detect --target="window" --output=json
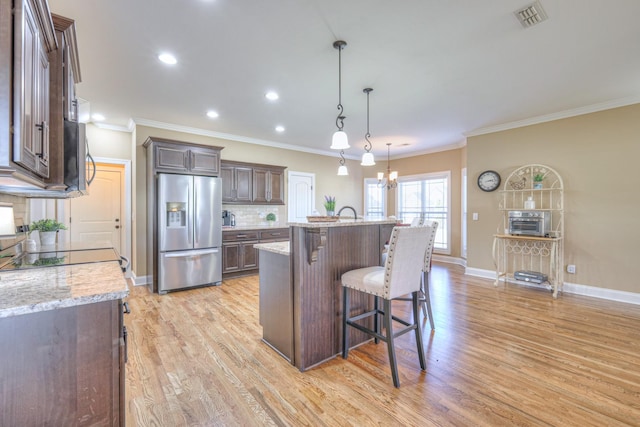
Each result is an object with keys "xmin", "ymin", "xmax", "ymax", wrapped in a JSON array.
[
  {"xmin": 363, "ymin": 178, "xmax": 386, "ymax": 218},
  {"xmin": 396, "ymin": 171, "xmax": 450, "ymax": 253}
]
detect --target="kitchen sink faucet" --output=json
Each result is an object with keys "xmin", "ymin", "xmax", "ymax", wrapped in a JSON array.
[{"xmin": 337, "ymin": 206, "xmax": 358, "ymax": 219}]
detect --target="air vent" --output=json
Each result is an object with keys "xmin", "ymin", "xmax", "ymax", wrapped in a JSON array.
[{"xmin": 514, "ymin": 1, "xmax": 548, "ymax": 28}]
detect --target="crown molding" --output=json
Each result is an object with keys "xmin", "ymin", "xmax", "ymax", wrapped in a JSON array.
[
  {"xmin": 131, "ymin": 118, "xmax": 361, "ymax": 160},
  {"xmin": 466, "ymin": 96, "xmax": 640, "ymax": 137}
]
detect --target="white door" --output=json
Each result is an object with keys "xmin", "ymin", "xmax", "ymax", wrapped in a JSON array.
[
  {"xmin": 287, "ymin": 171, "xmax": 315, "ymax": 223},
  {"xmin": 69, "ymin": 164, "xmax": 123, "ymax": 253}
]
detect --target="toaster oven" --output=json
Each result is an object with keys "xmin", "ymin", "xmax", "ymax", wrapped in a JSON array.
[{"xmin": 508, "ymin": 211, "xmax": 551, "ymax": 237}]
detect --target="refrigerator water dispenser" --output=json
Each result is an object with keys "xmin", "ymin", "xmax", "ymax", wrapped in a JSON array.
[{"xmin": 166, "ymin": 202, "xmax": 186, "ymax": 228}]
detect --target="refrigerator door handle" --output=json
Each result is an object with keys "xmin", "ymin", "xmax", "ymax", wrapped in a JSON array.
[
  {"xmin": 194, "ymin": 183, "xmax": 199, "ymax": 245},
  {"xmin": 164, "ymin": 248, "xmax": 220, "ymax": 258},
  {"xmin": 187, "ymin": 183, "xmax": 193, "ymax": 245}
]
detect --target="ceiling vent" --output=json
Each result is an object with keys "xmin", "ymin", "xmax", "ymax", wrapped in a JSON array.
[{"xmin": 514, "ymin": 1, "xmax": 548, "ymax": 28}]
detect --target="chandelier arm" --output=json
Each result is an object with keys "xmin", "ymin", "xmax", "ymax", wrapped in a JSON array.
[{"xmin": 339, "ymin": 149, "xmax": 346, "ymax": 166}]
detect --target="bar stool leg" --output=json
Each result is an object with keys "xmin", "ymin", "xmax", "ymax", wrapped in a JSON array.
[
  {"xmin": 373, "ymin": 295, "xmax": 380, "ymax": 344},
  {"xmin": 423, "ymin": 272, "xmax": 435, "ymax": 331},
  {"xmin": 342, "ymin": 287, "xmax": 350, "ymax": 359},
  {"xmin": 383, "ymin": 299, "xmax": 400, "ymax": 388},
  {"xmin": 413, "ymin": 291, "xmax": 426, "ymax": 371}
]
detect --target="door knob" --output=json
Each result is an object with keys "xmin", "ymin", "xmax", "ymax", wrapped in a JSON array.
[
  {"xmin": 115, "ymin": 225, "xmax": 120, "ymax": 229},
  {"xmin": 115, "ymin": 218, "xmax": 120, "ymax": 222}
]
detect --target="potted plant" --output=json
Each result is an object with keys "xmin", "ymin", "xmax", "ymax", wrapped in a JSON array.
[
  {"xmin": 323, "ymin": 196, "xmax": 336, "ymax": 216},
  {"xmin": 29, "ymin": 219, "xmax": 67, "ymax": 246},
  {"xmin": 266, "ymin": 212, "xmax": 276, "ymax": 224},
  {"xmin": 533, "ymin": 173, "xmax": 544, "ymax": 189}
]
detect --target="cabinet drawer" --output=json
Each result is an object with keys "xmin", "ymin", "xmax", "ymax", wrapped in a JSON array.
[
  {"xmin": 223, "ymin": 231, "xmax": 260, "ymax": 242},
  {"xmin": 260, "ymin": 229, "xmax": 289, "ymax": 240}
]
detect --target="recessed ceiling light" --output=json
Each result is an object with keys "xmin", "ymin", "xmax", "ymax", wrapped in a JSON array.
[
  {"xmin": 275, "ymin": 125, "xmax": 285, "ymax": 132},
  {"xmin": 265, "ymin": 91, "xmax": 279, "ymax": 101},
  {"xmin": 158, "ymin": 53, "xmax": 177, "ymax": 65},
  {"xmin": 92, "ymin": 113, "xmax": 105, "ymax": 121},
  {"xmin": 206, "ymin": 110, "xmax": 219, "ymax": 119}
]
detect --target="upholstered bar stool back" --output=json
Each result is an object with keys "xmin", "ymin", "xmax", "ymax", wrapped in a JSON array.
[
  {"xmin": 342, "ymin": 224, "xmax": 434, "ymax": 387},
  {"xmin": 395, "ymin": 219, "xmax": 439, "ymax": 329}
]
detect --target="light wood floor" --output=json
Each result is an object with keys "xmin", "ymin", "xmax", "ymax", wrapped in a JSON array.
[{"xmin": 125, "ymin": 264, "xmax": 640, "ymax": 426}]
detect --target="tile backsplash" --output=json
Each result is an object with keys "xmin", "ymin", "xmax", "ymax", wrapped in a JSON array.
[{"xmin": 222, "ymin": 205, "xmax": 287, "ymax": 228}]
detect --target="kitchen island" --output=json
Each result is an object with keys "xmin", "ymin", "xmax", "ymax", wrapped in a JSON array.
[
  {"xmin": 0, "ymin": 252, "xmax": 129, "ymax": 426},
  {"xmin": 257, "ymin": 218, "xmax": 396, "ymax": 371}
]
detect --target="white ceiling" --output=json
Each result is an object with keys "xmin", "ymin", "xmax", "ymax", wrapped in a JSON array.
[{"xmin": 48, "ymin": 0, "xmax": 640, "ymax": 159}]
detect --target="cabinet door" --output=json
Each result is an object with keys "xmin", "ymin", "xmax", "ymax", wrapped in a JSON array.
[
  {"xmin": 221, "ymin": 165, "xmax": 252, "ymax": 203},
  {"xmin": 154, "ymin": 144, "xmax": 189, "ymax": 172},
  {"xmin": 189, "ymin": 147, "xmax": 220, "ymax": 175},
  {"xmin": 241, "ymin": 242, "xmax": 258, "ymax": 270},
  {"xmin": 33, "ymin": 36, "xmax": 50, "ymax": 178},
  {"xmin": 222, "ymin": 242, "xmax": 241, "ymax": 272},
  {"xmin": 12, "ymin": 0, "xmax": 46, "ymax": 177},
  {"xmin": 234, "ymin": 166, "xmax": 253, "ymax": 203},
  {"xmin": 220, "ymin": 165, "xmax": 234, "ymax": 202},
  {"xmin": 252, "ymin": 168, "xmax": 269, "ymax": 203},
  {"xmin": 63, "ymin": 41, "xmax": 77, "ymax": 121},
  {"xmin": 253, "ymin": 167, "xmax": 284, "ymax": 204},
  {"xmin": 268, "ymin": 169, "xmax": 284, "ymax": 204}
]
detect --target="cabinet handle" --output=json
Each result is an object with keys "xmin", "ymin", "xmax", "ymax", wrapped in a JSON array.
[
  {"xmin": 122, "ymin": 326, "xmax": 128, "ymax": 363},
  {"xmin": 72, "ymin": 99, "xmax": 78, "ymax": 120},
  {"xmin": 35, "ymin": 122, "xmax": 44, "ymax": 158}
]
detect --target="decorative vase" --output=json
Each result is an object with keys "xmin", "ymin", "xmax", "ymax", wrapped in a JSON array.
[
  {"xmin": 39, "ymin": 231, "xmax": 57, "ymax": 246},
  {"xmin": 533, "ymin": 182, "xmax": 543, "ymax": 189},
  {"xmin": 326, "ymin": 210, "xmax": 335, "ymax": 217}
]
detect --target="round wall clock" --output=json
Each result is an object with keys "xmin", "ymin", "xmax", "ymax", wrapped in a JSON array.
[{"xmin": 477, "ymin": 170, "xmax": 501, "ymax": 192}]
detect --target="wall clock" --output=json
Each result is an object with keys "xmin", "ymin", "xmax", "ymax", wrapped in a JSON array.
[{"xmin": 477, "ymin": 170, "xmax": 501, "ymax": 192}]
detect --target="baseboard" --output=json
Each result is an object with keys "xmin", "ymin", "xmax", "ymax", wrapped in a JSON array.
[
  {"xmin": 464, "ymin": 267, "xmax": 640, "ymax": 305},
  {"xmin": 132, "ymin": 273, "xmax": 150, "ymax": 286},
  {"xmin": 433, "ymin": 254, "xmax": 466, "ymax": 267}
]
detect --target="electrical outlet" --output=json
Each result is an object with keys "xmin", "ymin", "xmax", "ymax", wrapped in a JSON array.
[
  {"xmin": 472, "ymin": 212, "xmax": 479, "ymax": 221},
  {"xmin": 567, "ymin": 264, "xmax": 576, "ymax": 274}
]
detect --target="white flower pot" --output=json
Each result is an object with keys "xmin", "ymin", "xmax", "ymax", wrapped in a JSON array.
[{"xmin": 39, "ymin": 231, "xmax": 57, "ymax": 246}]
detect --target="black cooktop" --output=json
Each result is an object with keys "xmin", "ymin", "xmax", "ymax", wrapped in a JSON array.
[{"xmin": 1, "ymin": 248, "xmax": 120, "ymax": 271}]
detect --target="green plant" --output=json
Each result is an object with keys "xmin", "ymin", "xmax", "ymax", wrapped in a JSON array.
[
  {"xmin": 323, "ymin": 195, "xmax": 336, "ymax": 212},
  {"xmin": 266, "ymin": 213, "xmax": 276, "ymax": 221},
  {"xmin": 533, "ymin": 173, "xmax": 545, "ymax": 182},
  {"xmin": 29, "ymin": 219, "xmax": 67, "ymax": 233}
]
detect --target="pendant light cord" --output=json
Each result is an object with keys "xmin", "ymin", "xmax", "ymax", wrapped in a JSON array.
[
  {"xmin": 364, "ymin": 88, "xmax": 372, "ymax": 152},
  {"xmin": 334, "ymin": 41, "xmax": 346, "ymax": 131}
]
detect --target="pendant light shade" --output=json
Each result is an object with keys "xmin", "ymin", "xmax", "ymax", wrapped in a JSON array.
[
  {"xmin": 337, "ymin": 148, "xmax": 348, "ymax": 175},
  {"xmin": 331, "ymin": 130, "xmax": 349, "ymax": 150},
  {"xmin": 331, "ymin": 40, "xmax": 349, "ymax": 149},
  {"xmin": 361, "ymin": 88, "xmax": 376, "ymax": 166},
  {"xmin": 361, "ymin": 152, "xmax": 375, "ymax": 166}
]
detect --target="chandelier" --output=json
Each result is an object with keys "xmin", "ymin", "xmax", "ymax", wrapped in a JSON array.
[
  {"xmin": 378, "ymin": 143, "xmax": 398, "ymax": 189},
  {"xmin": 361, "ymin": 88, "xmax": 375, "ymax": 166}
]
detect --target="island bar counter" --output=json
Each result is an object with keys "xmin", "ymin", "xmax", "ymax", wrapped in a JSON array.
[{"xmin": 286, "ymin": 219, "xmax": 396, "ymax": 371}]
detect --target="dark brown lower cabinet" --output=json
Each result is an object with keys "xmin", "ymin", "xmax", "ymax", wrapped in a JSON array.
[{"xmin": 0, "ymin": 299, "xmax": 126, "ymax": 426}]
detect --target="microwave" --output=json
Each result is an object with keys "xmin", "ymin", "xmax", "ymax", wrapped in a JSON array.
[{"xmin": 508, "ymin": 211, "xmax": 551, "ymax": 237}]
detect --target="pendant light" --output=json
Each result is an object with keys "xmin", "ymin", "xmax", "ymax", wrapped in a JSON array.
[
  {"xmin": 378, "ymin": 143, "xmax": 398, "ymax": 189},
  {"xmin": 330, "ymin": 40, "xmax": 349, "ymax": 150},
  {"xmin": 361, "ymin": 88, "xmax": 375, "ymax": 166}
]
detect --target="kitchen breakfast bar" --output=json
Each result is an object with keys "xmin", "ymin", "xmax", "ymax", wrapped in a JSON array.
[{"xmin": 255, "ymin": 218, "xmax": 396, "ymax": 371}]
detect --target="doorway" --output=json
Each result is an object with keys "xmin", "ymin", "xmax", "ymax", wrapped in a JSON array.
[
  {"xmin": 287, "ymin": 171, "xmax": 315, "ymax": 222},
  {"xmin": 69, "ymin": 163, "xmax": 124, "ymax": 254}
]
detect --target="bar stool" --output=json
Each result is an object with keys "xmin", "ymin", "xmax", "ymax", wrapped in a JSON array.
[
  {"xmin": 395, "ymin": 219, "xmax": 439, "ymax": 330},
  {"xmin": 342, "ymin": 224, "xmax": 434, "ymax": 387}
]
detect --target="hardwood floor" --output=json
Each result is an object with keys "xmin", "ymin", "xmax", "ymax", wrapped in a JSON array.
[{"xmin": 125, "ymin": 264, "xmax": 640, "ymax": 426}]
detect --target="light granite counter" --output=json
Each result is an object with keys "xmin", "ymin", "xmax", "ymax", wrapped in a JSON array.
[
  {"xmin": 254, "ymin": 241, "xmax": 290, "ymax": 256},
  {"xmin": 287, "ymin": 218, "xmax": 398, "ymax": 229},
  {"xmin": 0, "ymin": 261, "xmax": 129, "ymax": 318}
]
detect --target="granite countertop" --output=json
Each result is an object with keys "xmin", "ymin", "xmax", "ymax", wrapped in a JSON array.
[
  {"xmin": 254, "ymin": 241, "xmax": 290, "ymax": 255},
  {"xmin": 222, "ymin": 224, "xmax": 288, "ymax": 232},
  {"xmin": 287, "ymin": 218, "xmax": 398, "ymax": 228},
  {"xmin": 0, "ymin": 261, "xmax": 129, "ymax": 318}
]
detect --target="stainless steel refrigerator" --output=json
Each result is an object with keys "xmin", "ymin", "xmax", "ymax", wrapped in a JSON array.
[{"xmin": 157, "ymin": 173, "xmax": 222, "ymax": 293}]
